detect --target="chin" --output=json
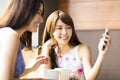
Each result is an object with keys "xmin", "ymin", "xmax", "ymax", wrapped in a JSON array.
[
  {"xmin": 32, "ymin": 29, "xmax": 37, "ymax": 32},
  {"xmin": 33, "ymin": 31, "xmax": 37, "ymax": 32}
]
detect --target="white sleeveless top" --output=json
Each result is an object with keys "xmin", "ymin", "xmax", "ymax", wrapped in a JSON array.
[{"xmin": 57, "ymin": 46, "xmax": 85, "ymax": 80}]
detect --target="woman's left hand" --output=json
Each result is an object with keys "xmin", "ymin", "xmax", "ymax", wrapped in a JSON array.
[{"xmin": 98, "ymin": 28, "xmax": 111, "ymax": 55}]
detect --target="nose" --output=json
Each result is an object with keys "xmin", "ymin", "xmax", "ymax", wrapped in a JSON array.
[
  {"xmin": 62, "ymin": 29, "xmax": 67, "ymax": 34},
  {"xmin": 38, "ymin": 16, "xmax": 43, "ymax": 23}
]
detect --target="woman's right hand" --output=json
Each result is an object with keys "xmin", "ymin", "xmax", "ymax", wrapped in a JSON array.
[
  {"xmin": 26, "ymin": 55, "xmax": 48, "ymax": 71},
  {"xmin": 43, "ymin": 38, "xmax": 58, "ymax": 49},
  {"xmin": 41, "ymin": 38, "xmax": 57, "ymax": 56}
]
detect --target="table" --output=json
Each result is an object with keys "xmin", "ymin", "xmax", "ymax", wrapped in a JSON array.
[{"xmin": 20, "ymin": 78, "xmax": 52, "ymax": 80}]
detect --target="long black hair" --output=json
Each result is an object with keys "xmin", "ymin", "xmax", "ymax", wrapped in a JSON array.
[{"xmin": 0, "ymin": 0, "xmax": 45, "ymax": 50}]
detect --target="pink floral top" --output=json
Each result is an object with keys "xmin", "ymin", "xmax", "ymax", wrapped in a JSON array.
[{"xmin": 57, "ymin": 46, "xmax": 85, "ymax": 80}]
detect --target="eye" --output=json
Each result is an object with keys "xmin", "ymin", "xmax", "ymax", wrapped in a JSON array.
[
  {"xmin": 56, "ymin": 26, "xmax": 62, "ymax": 30},
  {"xmin": 37, "ymin": 10, "xmax": 42, "ymax": 16},
  {"xmin": 37, "ymin": 12, "xmax": 41, "ymax": 15},
  {"xmin": 67, "ymin": 26, "xmax": 72, "ymax": 29}
]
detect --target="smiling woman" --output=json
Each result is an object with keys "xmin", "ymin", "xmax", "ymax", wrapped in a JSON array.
[
  {"xmin": 0, "ymin": 0, "xmax": 48, "ymax": 79},
  {"xmin": 0, "ymin": 1, "xmax": 39, "ymax": 48},
  {"xmin": 39, "ymin": 10, "xmax": 111, "ymax": 80}
]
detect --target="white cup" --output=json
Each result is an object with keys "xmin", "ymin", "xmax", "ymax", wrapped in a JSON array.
[
  {"xmin": 41, "ymin": 69, "xmax": 61, "ymax": 80},
  {"xmin": 55, "ymin": 68, "xmax": 70, "ymax": 80}
]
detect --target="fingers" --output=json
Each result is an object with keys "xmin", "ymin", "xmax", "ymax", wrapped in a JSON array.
[
  {"xmin": 40, "ymin": 57, "xmax": 49, "ymax": 64},
  {"xmin": 26, "ymin": 56, "xmax": 49, "ymax": 70},
  {"xmin": 36, "ymin": 55, "xmax": 46, "ymax": 59},
  {"xmin": 102, "ymin": 34, "xmax": 111, "ymax": 40},
  {"xmin": 104, "ymin": 27, "xmax": 109, "ymax": 35},
  {"xmin": 98, "ymin": 28, "xmax": 111, "ymax": 52},
  {"xmin": 100, "ymin": 36, "xmax": 111, "ymax": 47},
  {"xmin": 49, "ymin": 38, "xmax": 58, "ymax": 49},
  {"xmin": 44, "ymin": 38, "xmax": 58, "ymax": 49},
  {"xmin": 36, "ymin": 55, "xmax": 49, "ymax": 64},
  {"xmin": 99, "ymin": 38, "xmax": 108, "ymax": 51}
]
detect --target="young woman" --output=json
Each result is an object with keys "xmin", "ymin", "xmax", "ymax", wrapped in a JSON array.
[
  {"xmin": 40, "ymin": 10, "xmax": 111, "ymax": 80},
  {"xmin": 0, "ymin": 0, "xmax": 48, "ymax": 79}
]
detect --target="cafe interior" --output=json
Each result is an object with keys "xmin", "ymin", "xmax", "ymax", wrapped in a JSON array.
[{"xmin": 1, "ymin": 0, "xmax": 120, "ymax": 80}]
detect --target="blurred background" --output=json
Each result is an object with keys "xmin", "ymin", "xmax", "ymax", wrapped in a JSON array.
[{"xmin": 1, "ymin": 0, "xmax": 120, "ymax": 80}]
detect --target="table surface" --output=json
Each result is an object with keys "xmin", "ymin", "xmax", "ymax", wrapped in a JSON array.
[{"xmin": 20, "ymin": 78, "xmax": 53, "ymax": 80}]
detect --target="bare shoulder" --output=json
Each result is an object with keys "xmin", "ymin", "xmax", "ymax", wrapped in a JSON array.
[
  {"xmin": 78, "ymin": 44, "xmax": 91, "ymax": 59},
  {"xmin": 0, "ymin": 28, "xmax": 19, "ymax": 40},
  {"xmin": 0, "ymin": 28, "xmax": 19, "ymax": 45},
  {"xmin": 78, "ymin": 44, "xmax": 90, "ymax": 51},
  {"xmin": 0, "ymin": 28, "xmax": 19, "ymax": 59}
]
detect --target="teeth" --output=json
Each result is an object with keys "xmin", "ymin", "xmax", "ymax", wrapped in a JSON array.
[{"xmin": 61, "ymin": 37, "xmax": 68, "ymax": 40}]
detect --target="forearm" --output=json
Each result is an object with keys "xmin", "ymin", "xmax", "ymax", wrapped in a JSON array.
[
  {"xmin": 38, "ymin": 49, "xmax": 51, "ymax": 78},
  {"xmin": 87, "ymin": 54, "xmax": 105, "ymax": 80},
  {"xmin": 40, "ymin": 45, "xmax": 51, "ymax": 69},
  {"xmin": 19, "ymin": 67, "xmax": 34, "ymax": 78}
]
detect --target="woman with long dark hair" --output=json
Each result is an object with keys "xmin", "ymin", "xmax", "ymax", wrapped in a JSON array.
[
  {"xmin": 0, "ymin": 0, "xmax": 48, "ymax": 79},
  {"xmin": 40, "ymin": 10, "xmax": 111, "ymax": 80}
]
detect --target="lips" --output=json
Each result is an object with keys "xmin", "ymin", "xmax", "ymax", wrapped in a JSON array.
[
  {"xmin": 60, "ymin": 36, "xmax": 69, "ymax": 40},
  {"xmin": 36, "ymin": 24, "xmax": 39, "ymax": 28},
  {"xmin": 34, "ymin": 23, "xmax": 39, "ymax": 30}
]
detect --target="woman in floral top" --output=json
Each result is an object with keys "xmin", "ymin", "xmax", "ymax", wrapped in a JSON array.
[{"xmin": 40, "ymin": 10, "xmax": 111, "ymax": 80}]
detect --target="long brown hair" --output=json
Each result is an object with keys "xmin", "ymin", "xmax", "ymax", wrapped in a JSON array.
[
  {"xmin": 0, "ymin": 0, "xmax": 45, "ymax": 49},
  {"xmin": 42, "ymin": 10, "xmax": 82, "ymax": 69}
]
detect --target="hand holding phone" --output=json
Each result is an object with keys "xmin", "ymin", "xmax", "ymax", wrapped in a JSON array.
[
  {"xmin": 102, "ymin": 28, "xmax": 109, "ymax": 50},
  {"xmin": 98, "ymin": 27, "xmax": 111, "ymax": 53}
]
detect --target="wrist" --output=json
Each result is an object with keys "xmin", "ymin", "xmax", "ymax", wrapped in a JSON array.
[
  {"xmin": 98, "ymin": 52, "xmax": 106, "ymax": 58},
  {"xmin": 41, "ymin": 45, "xmax": 50, "ymax": 56}
]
